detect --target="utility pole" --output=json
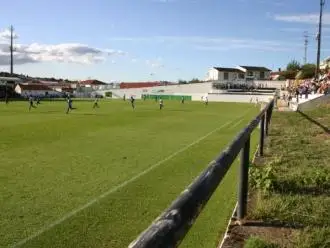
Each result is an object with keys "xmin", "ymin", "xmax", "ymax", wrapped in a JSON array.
[
  {"xmin": 316, "ymin": 0, "xmax": 326, "ymax": 81},
  {"xmin": 303, "ymin": 31, "xmax": 309, "ymax": 65},
  {"xmin": 9, "ymin": 25, "xmax": 14, "ymax": 76}
]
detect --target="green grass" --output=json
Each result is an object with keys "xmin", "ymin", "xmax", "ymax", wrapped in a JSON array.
[
  {"xmin": 249, "ymin": 106, "xmax": 330, "ymax": 247},
  {"xmin": 244, "ymin": 236, "xmax": 279, "ymax": 248},
  {"xmin": 0, "ymin": 99, "xmax": 259, "ymax": 248}
]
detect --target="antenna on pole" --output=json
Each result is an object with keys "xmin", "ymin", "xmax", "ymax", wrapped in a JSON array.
[
  {"xmin": 303, "ymin": 31, "xmax": 309, "ymax": 65},
  {"xmin": 315, "ymin": 0, "xmax": 326, "ymax": 81},
  {"xmin": 9, "ymin": 25, "xmax": 14, "ymax": 76}
]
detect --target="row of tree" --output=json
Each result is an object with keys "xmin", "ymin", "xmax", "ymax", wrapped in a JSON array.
[
  {"xmin": 178, "ymin": 78, "xmax": 202, "ymax": 84},
  {"xmin": 0, "ymin": 71, "xmax": 76, "ymax": 83},
  {"xmin": 281, "ymin": 60, "xmax": 317, "ymax": 80}
]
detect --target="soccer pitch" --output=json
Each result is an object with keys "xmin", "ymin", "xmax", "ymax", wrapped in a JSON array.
[{"xmin": 0, "ymin": 99, "xmax": 259, "ymax": 248}]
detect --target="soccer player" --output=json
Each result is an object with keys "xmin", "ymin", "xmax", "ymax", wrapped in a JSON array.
[
  {"xmin": 123, "ymin": 94, "xmax": 126, "ymax": 101},
  {"xmin": 66, "ymin": 97, "xmax": 74, "ymax": 114},
  {"xmin": 130, "ymin": 96, "xmax": 135, "ymax": 109},
  {"xmin": 28, "ymin": 96, "xmax": 36, "ymax": 111},
  {"xmin": 159, "ymin": 98, "xmax": 164, "ymax": 110},
  {"xmin": 93, "ymin": 97, "xmax": 99, "ymax": 109},
  {"xmin": 204, "ymin": 96, "xmax": 208, "ymax": 106},
  {"xmin": 181, "ymin": 96, "xmax": 185, "ymax": 104},
  {"xmin": 36, "ymin": 96, "xmax": 41, "ymax": 105}
]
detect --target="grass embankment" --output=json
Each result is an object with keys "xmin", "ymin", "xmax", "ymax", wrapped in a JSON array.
[{"xmin": 242, "ymin": 106, "xmax": 330, "ymax": 248}]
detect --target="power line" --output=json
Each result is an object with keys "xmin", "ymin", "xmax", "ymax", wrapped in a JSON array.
[{"xmin": 303, "ymin": 31, "xmax": 309, "ymax": 65}]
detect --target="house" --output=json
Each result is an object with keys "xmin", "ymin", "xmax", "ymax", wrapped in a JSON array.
[
  {"xmin": 236, "ymin": 66, "xmax": 272, "ymax": 80},
  {"xmin": 320, "ymin": 57, "xmax": 330, "ymax": 71},
  {"xmin": 14, "ymin": 84, "xmax": 62, "ymax": 97},
  {"xmin": 0, "ymin": 76, "xmax": 22, "ymax": 86},
  {"xmin": 206, "ymin": 65, "xmax": 272, "ymax": 81},
  {"xmin": 79, "ymin": 79, "xmax": 107, "ymax": 89},
  {"xmin": 206, "ymin": 67, "xmax": 245, "ymax": 81},
  {"xmin": 0, "ymin": 77, "xmax": 23, "ymax": 98}
]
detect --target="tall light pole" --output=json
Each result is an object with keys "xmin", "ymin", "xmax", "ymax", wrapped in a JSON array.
[
  {"xmin": 9, "ymin": 25, "xmax": 14, "ymax": 75},
  {"xmin": 316, "ymin": 0, "xmax": 326, "ymax": 81},
  {"xmin": 303, "ymin": 31, "xmax": 309, "ymax": 65}
]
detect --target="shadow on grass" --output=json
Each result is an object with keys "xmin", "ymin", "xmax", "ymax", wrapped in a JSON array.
[
  {"xmin": 242, "ymin": 220, "xmax": 303, "ymax": 229},
  {"xmin": 297, "ymin": 110, "xmax": 330, "ymax": 134},
  {"xmin": 273, "ymin": 180, "xmax": 330, "ymax": 196}
]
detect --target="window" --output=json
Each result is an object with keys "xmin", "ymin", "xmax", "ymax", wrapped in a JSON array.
[
  {"xmin": 239, "ymin": 73, "xmax": 245, "ymax": 79},
  {"xmin": 260, "ymin": 71, "xmax": 265, "ymax": 79},
  {"xmin": 224, "ymin": 72, "xmax": 229, "ymax": 80},
  {"xmin": 247, "ymin": 71, "xmax": 253, "ymax": 77}
]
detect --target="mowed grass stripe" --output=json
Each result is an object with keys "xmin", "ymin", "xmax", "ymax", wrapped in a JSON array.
[{"xmin": 0, "ymin": 101, "xmax": 258, "ymax": 248}]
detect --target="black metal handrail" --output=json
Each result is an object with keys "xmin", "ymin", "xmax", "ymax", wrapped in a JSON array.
[{"xmin": 129, "ymin": 99, "xmax": 275, "ymax": 248}]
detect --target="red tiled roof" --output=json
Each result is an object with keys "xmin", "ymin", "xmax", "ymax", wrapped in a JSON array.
[
  {"xmin": 120, "ymin": 82, "xmax": 162, "ymax": 89},
  {"xmin": 18, "ymin": 84, "xmax": 52, "ymax": 91},
  {"xmin": 79, "ymin": 80, "xmax": 106, "ymax": 85}
]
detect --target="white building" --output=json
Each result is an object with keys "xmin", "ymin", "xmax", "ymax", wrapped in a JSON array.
[
  {"xmin": 320, "ymin": 57, "xmax": 330, "ymax": 70},
  {"xmin": 236, "ymin": 66, "xmax": 271, "ymax": 80},
  {"xmin": 0, "ymin": 76, "xmax": 22, "ymax": 86},
  {"xmin": 15, "ymin": 84, "xmax": 62, "ymax": 97},
  {"xmin": 206, "ymin": 67, "xmax": 245, "ymax": 81},
  {"xmin": 206, "ymin": 65, "xmax": 271, "ymax": 81}
]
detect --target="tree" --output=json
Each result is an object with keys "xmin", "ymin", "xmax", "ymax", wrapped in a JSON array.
[
  {"xmin": 286, "ymin": 60, "xmax": 301, "ymax": 72},
  {"xmin": 188, "ymin": 78, "xmax": 202, "ymax": 84},
  {"xmin": 178, "ymin": 79, "xmax": 187, "ymax": 84},
  {"xmin": 280, "ymin": 70, "xmax": 297, "ymax": 80},
  {"xmin": 298, "ymin": 64, "xmax": 316, "ymax": 79}
]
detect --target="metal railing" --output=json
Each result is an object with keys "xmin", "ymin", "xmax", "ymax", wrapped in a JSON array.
[{"xmin": 128, "ymin": 99, "xmax": 275, "ymax": 248}]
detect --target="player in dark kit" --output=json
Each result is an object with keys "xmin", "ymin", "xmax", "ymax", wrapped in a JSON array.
[
  {"xmin": 66, "ymin": 97, "xmax": 75, "ymax": 114},
  {"xmin": 93, "ymin": 98, "xmax": 99, "ymax": 108},
  {"xmin": 181, "ymin": 96, "xmax": 184, "ymax": 104},
  {"xmin": 36, "ymin": 97, "xmax": 41, "ymax": 105},
  {"xmin": 130, "ymin": 96, "xmax": 135, "ymax": 109},
  {"xmin": 28, "ymin": 96, "xmax": 37, "ymax": 111},
  {"xmin": 159, "ymin": 98, "xmax": 164, "ymax": 110}
]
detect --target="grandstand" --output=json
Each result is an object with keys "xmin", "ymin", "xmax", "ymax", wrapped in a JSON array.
[{"xmin": 95, "ymin": 80, "xmax": 281, "ymax": 103}]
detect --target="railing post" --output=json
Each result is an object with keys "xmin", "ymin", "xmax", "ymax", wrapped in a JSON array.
[
  {"xmin": 265, "ymin": 108, "xmax": 269, "ymax": 136},
  {"xmin": 237, "ymin": 136, "xmax": 250, "ymax": 220},
  {"xmin": 259, "ymin": 114, "xmax": 265, "ymax": 156}
]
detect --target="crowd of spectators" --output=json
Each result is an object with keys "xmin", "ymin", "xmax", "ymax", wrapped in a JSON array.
[{"xmin": 282, "ymin": 78, "xmax": 329, "ymax": 105}]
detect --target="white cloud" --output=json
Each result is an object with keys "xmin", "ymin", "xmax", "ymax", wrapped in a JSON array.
[
  {"xmin": 0, "ymin": 40, "xmax": 125, "ymax": 66},
  {"xmin": 146, "ymin": 57, "xmax": 164, "ymax": 68},
  {"xmin": 109, "ymin": 36, "xmax": 296, "ymax": 52},
  {"xmin": 0, "ymin": 28, "xmax": 19, "ymax": 40},
  {"xmin": 274, "ymin": 13, "xmax": 330, "ymax": 25}
]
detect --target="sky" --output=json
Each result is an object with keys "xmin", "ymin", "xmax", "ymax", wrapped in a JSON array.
[{"xmin": 0, "ymin": 0, "xmax": 329, "ymax": 82}]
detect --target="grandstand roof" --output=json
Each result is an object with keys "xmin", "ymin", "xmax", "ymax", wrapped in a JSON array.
[
  {"xmin": 214, "ymin": 67, "xmax": 242, "ymax": 72},
  {"xmin": 239, "ymin": 66, "xmax": 271, "ymax": 71},
  {"xmin": 17, "ymin": 84, "xmax": 51, "ymax": 91}
]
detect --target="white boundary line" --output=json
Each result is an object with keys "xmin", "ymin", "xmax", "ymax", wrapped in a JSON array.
[{"xmin": 12, "ymin": 109, "xmax": 253, "ymax": 248}]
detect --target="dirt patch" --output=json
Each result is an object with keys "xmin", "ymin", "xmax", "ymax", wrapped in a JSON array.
[{"xmin": 221, "ymin": 192, "xmax": 298, "ymax": 248}]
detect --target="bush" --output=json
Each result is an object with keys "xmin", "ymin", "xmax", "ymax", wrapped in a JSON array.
[
  {"xmin": 105, "ymin": 91, "xmax": 112, "ymax": 97},
  {"xmin": 244, "ymin": 236, "xmax": 279, "ymax": 248},
  {"xmin": 249, "ymin": 162, "xmax": 276, "ymax": 194}
]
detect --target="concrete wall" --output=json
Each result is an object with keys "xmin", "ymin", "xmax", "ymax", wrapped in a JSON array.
[
  {"xmin": 96, "ymin": 82, "xmax": 213, "ymax": 99},
  {"xmin": 207, "ymin": 94, "xmax": 274, "ymax": 103},
  {"xmin": 254, "ymin": 80, "xmax": 284, "ymax": 89},
  {"xmin": 297, "ymin": 94, "xmax": 330, "ymax": 111}
]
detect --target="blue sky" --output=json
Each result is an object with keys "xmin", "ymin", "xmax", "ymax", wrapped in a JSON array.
[{"xmin": 0, "ymin": 0, "xmax": 329, "ymax": 82}]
